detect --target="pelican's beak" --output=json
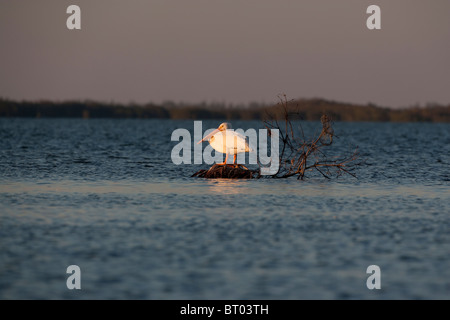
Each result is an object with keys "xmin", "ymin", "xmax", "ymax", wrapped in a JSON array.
[{"xmin": 197, "ymin": 128, "xmax": 220, "ymax": 144}]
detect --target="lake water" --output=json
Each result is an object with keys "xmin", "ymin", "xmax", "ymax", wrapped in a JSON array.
[{"xmin": 0, "ymin": 118, "xmax": 449, "ymax": 299}]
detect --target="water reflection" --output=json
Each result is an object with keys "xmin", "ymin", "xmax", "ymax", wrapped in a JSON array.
[
  {"xmin": 0, "ymin": 178, "xmax": 446, "ymax": 200},
  {"xmin": 204, "ymin": 179, "xmax": 251, "ymax": 195}
]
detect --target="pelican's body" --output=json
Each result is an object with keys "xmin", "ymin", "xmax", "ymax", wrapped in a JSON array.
[{"xmin": 198, "ymin": 122, "xmax": 253, "ymax": 165}]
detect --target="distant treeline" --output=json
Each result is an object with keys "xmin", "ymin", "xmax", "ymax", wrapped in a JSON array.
[{"xmin": 0, "ymin": 98, "xmax": 449, "ymax": 122}]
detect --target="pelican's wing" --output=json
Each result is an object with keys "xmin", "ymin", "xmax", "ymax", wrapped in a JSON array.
[
  {"xmin": 233, "ymin": 131, "xmax": 256, "ymax": 152},
  {"xmin": 223, "ymin": 130, "xmax": 253, "ymax": 153}
]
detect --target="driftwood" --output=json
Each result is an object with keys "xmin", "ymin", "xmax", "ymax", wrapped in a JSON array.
[
  {"xmin": 262, "ymin": 94, "xmax": 361, "ymax": 180},
  {"xmin": 192, "ymin": 164, "xmax": 258, "ymax": 179}
]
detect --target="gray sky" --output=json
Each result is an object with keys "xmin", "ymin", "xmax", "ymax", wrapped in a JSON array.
[{"xmin": 1, "ymin": 0, "xmax": 449, "ymax": 108}]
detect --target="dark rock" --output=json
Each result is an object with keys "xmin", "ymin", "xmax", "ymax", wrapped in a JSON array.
[{"xmin": 192, "ymin": 164, "xmax": 258, "ymax": 179}]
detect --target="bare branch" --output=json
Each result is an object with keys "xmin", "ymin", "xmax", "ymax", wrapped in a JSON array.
[{"xmin": 261, "ymin": 96, "xmax": 361, "ymax": 180}]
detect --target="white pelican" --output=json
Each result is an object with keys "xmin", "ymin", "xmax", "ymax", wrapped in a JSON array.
[{"xmin": 197, "ymin": 122, "xmax": 254, "ymax": 165}]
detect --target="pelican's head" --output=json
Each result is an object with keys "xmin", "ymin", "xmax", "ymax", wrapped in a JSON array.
[
  {"xmin": 197, "ymin": 122, "xmax": 232, "ymax": 144},
  {"xmin": 218, "ymin": 122, "xmax": 232, "ymax": 131}
]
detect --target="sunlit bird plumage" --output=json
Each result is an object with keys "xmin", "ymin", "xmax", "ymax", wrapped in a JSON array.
[{"xmin": 197, "ymin": 122, "xmax": 254, "ymax": 165}]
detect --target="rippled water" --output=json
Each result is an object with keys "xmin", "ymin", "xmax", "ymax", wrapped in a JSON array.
[{"xmin": 0, "ymin": 118, "xmax": 449, "ymax": 299}]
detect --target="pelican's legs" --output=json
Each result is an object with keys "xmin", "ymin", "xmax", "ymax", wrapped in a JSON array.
[{"xmin": 216, "ymin": 153, "xmax": 229, "ymax": 166}]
